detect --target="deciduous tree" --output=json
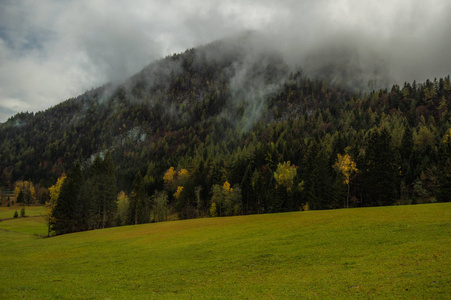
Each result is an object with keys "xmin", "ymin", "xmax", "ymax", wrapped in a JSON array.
[
  {"xmin": 333, "ymin": 154, "xmax": 358, "ymax": 208},
  {"xmin": 45, "ymin": 174, "xmax": 66, "ymax": 236}
]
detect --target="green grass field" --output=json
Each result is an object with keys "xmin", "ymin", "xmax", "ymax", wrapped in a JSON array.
[
  {"xmin": 0, "ymin": 203, "xmax": 450, "ymax": 299},
  {"xmin": 0, "ymin": 206, "xmax": 46, "ymax": 219}
]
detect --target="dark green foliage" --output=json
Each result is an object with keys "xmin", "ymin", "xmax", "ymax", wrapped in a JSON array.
[
  {"xmin": 87, "ymin": 152, "xmax": 117, "ymax": 228},
  {"xmin": 13, "ymin": 210, "xmax": 18, "ymax": 218},
  {"xmin": 20, "ymin": 208, "xmax": 25, "ymax": 217},
  {"xmin": 400, "ymin": 127, "xmax": 415, "ymax": 199},
  {"xmin": 152, "ymin": 190, "xmax": 169, "ymax": 222},
  {"xmin": 437, "ymin": 140, "xmax": 451, "ymax": 202},
  {"xmin": 0, "ymin": 39, "xmax": 450, "ymax": 232},
  {"xmin": 127, "ymin": 171, "xmax": 150, "ymax": 225},
  {"xmin": 50, "ymin": 155, "xmax": 118, "ymax": 235},
  {"xmin": 16, "ymin": 191, "xmax": 24, "ymax": 203},
  {"xmin": 303, "ymin": 141, "xmax": 338, "ymax": 210},
  {"xmin": 51, "ymin": 162, "xmax": 84, "ymax": 235},
  {"xmin": 362, "ymin": 128, "xmax": 399, "ymax": 206}
]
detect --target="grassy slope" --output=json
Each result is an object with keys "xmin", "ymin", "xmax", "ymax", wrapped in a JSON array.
[
  {"xmin": 0, "ymin": 203, "xmax": 450, "ymax": 299},
  {"xmin": 0, "ymin": 206, "xmax": 46, "ymax": 219},
  {"xmin": 0, "ymin": 206, "xmax": 47, "ymax": 236}
]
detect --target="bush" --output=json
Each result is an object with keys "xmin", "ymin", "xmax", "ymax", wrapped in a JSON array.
[
  {"xmin": 20, "ymin": 208, "xmax": 26, "ymax": 217},
  {"xmin": 13, "ymin": 210, "xmax": 18, "ymax": 218},
  {"xmin": 210, "ymin": 202, "xmax": 217, "ymax": 217}
]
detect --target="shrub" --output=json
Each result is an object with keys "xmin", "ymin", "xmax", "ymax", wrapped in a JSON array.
[
  {"xmin": 210, "ymin": 202, "xmax": 217, "ymax": 217},
  {"xmin": 13, "ymin": 210, "xmax": 18, "ymax": 218},
  {"xmin": 20, "ymin": 208, "xmax": 26, "ymax": 217}
]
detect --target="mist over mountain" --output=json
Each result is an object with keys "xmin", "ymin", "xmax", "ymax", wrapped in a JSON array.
[
  {"xmin": 1, "ymin": 32, "xmax": 450, "ymax": 220},
  {"xmin": 1, "ymin": 0, "xmax": 451, "ymax": 123}
]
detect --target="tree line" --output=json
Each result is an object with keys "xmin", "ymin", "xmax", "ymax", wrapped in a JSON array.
[
  {"xmin": 45, "ymin": 125, "xmax": 450, "ymax": 235},
  {"xmin": 1, "ymin": 42, "xmax": 450, "ymax": 235}
]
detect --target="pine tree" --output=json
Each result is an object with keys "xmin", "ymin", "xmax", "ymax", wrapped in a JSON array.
[
  {"xmin": 101, "ymin": 151, "xmax": 118, "ymax": 228},
  {"xmin": 437, "ymin": 129, "xmax": 451, "ymax": 202},
  {"xmin": 16, "ymin": 190, "xmax": 24, "ymax": 203},
  {"xmin": 303, "ymin": 141, "xmax": 337, "ymax": 210},
  {"xmin": 362, "ymin": 128, "xmax": 399, "ymax": 206},
  {"xmin": 400, "ymin": 126, "xmax": 415, "ymax": 199},
  {"xmin": 51, "ymin": 162, "xmax": 84, "ymax": 235},
  {"xmin": 127, "ymin": 171, "xmax": 149, "ymax": 224},
  {"xmin": 88, "ymin": 152, "xmax": 117, "ymax": 229}
]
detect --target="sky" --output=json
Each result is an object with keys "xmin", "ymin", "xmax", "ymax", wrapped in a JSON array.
[{"xmin": 1, "ymin": 0, "xmax": 450, "ymax": 123}]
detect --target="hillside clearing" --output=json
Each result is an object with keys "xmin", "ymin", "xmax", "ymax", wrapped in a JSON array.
[{"xmin": 0, "ymin": 203, "xmax": 450, "ymax": 299}]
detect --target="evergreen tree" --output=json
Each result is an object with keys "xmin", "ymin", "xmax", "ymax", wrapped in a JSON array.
[
  {"xmin": 362, "ymin": 128, "xmax": 399, "ymax": 206},
  {"xmin": 87, "ymin": 152, "xmax": 118, "ymax": 229},
  {"xmin": 16, "ymin": 190, "xmax": 24, "ymax": 203},
  {"xmin": 51, "ymin": 162, "xmax": 84, "ymax": 235},
  {"xmin": 400, "ymin": 127, "xmax": 415, "ymax": 200},
  {"xmin": 437, "ymin": 130, "xmax": 451, "ymax": 202},
  {"xmin": 127, "ymin": 171, "xmax": 149, "ymax": 224},
  {"xmin": 101, "ymin": 152, "xmax": 118, "ymax": 228},
  {"xmin": 303, "ymin": 141, "xmax": 337, "ymax": 210}
]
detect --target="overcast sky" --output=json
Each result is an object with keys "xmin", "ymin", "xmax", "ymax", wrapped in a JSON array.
[{"xmin": 1, "ymin": 0, "xmax": 450, "ymax": 123}]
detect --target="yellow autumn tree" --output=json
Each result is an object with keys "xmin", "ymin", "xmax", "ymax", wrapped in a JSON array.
[
  {"xmin": 274, "ymin": 161, "xmax": 297, "ymax": 192},
  {"xmin": 14, "ymin": 180, "xmax": 36, "ymax": 204},
  {"xmin": 178, "ymin": 169, "xmax": 189, "ymax": 180},
  {"xmin": 164, "ymin": 168, "xmax": 189, "ymax": 192},
  {"xmin": 333, "ymin": 153, "xmax": 358, "ymax": 208},
  {"xmin": 45, "ymin": 174, "xmax": 66, "ymax": 236},
  {"xmin": 163, "ymin": 167, "xmax": 176, "ymax": 185},
  {"xmin": 173, "ymin": 186, "xmax": 184, "ymax": 199},
  {"xmin": 223, "ymin": 181, "xmax": 233, "ymax": 193}
]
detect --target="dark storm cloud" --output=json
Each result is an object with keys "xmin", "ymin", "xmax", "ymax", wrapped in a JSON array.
[{"xmin": 1, "ymin": 0, "xmax": 450, "ymax": 122}]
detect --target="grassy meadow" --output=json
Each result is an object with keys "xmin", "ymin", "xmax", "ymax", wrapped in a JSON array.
[
  {"xmin": 0, "ymin": 206, "xmax": 48, "ymax": 236},
  {"xmin": 0, "ymin": 205, "xmax": 46, "ymax": 219},
  {"xmin": 0, "ymin": 203, "xmax": 450, "ymax": 299}
]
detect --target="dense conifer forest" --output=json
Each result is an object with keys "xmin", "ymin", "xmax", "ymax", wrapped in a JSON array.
[{"xmin": 1, "ymin": 36, "xmax": 450, "ymax": 234}]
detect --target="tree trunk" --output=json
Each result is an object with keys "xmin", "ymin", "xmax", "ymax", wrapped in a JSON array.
[{"xmin": 347, "ymin": 182, "xmax": 350, "ymax": 208}]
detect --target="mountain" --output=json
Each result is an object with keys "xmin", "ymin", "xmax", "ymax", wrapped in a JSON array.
[{"xmin": 1, "ymin": 33, "xmax": 450, "ymax": 218}]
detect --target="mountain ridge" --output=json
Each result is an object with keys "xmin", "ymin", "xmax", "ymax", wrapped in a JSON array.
[{"xmin": 1, "ymin": 34, "xmax": 450, "ymax": 216}]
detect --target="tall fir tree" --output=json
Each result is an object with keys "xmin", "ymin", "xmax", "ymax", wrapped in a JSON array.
[
  {"xmin": 127, "ymin": 171, "xmax": 149, "ymax": 224},
  {"xmin": 437, "ymin": 131, "xmax": 451, "ymax": 202},
  {"xmin": 400, "ymin": 126, "xmax": 415, "ymax": 200},
  {"xmin": 303, "ymin": 141, "xmax": 338, "ymax": 210},
  {"xmin": 84, "ymin": 152, "xmax": 118, "ymax": 229},
  {"xmin": 51, "ymin": 162, "xmax": 84, "ymax": 235},
  {"xmin": 362, "ymin": 128, "xmax": 399, "ymax": 206}
]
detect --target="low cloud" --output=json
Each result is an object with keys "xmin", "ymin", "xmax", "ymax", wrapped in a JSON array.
[{"xmin": 1, "ymin": 0, "xmax": 450, "ymax": 122}]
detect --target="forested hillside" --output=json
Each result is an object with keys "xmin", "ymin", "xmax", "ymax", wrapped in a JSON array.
[{"xmin": 1, "ymin": 35, "xmax": 450, "ymax": 234}]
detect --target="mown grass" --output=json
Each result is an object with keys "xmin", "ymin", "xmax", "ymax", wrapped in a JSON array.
[
  {"xmin": 0, "ymin": 216, "xmax": 48, "ymax": 236},
  {"xmin": 0, "ymin": 206, "xmax": 47, "ymax": 236},
  {"xmin": 0, "ymin": 203, "xmax": 450, "ymax": 299},
  {"xmin": 0, "ymin": 205, "xmax": 46, "ymax": 219}
]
